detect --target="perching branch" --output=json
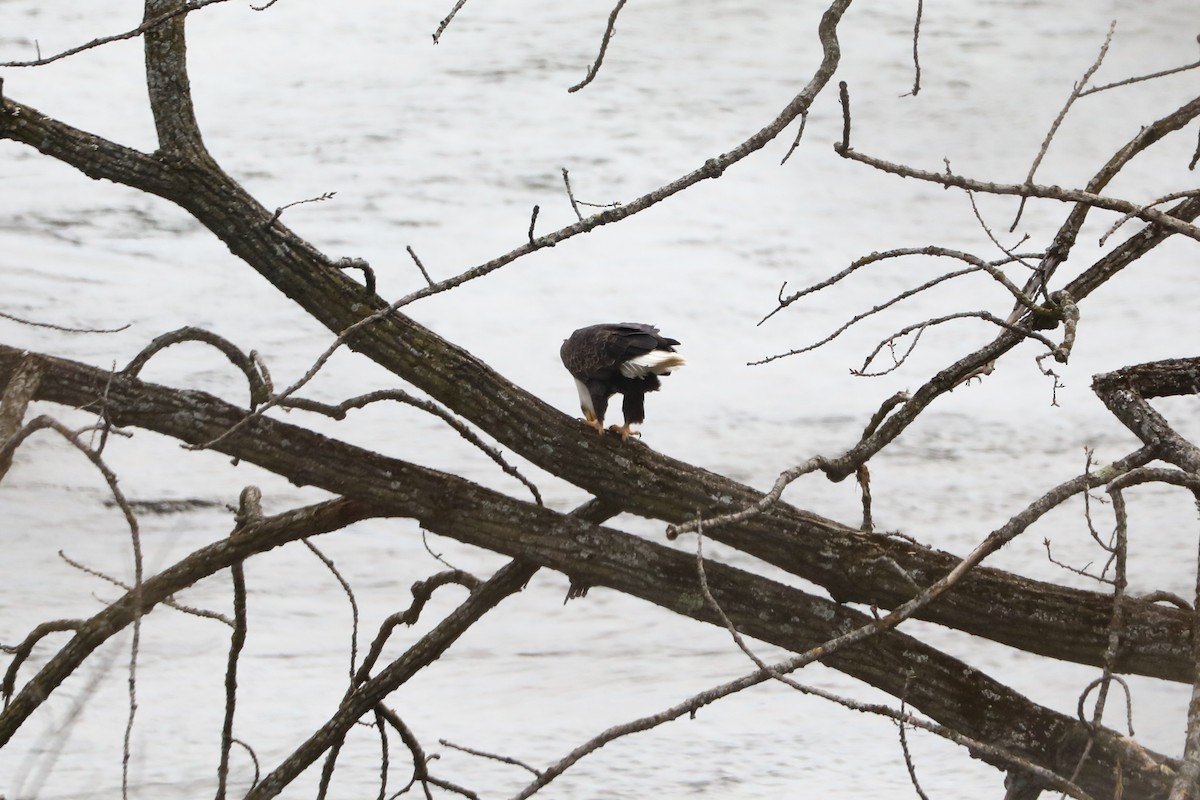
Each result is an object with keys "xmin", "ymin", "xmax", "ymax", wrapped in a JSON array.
[{"xmin": 5, "ymin": 343, "xmax": 1193, "ymax": 687}]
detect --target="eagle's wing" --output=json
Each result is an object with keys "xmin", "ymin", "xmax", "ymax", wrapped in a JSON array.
[
  {"xmin": 601, "ymin": 323, "xmax": 669, "ymax": 362},
  {"xmin": 561, "ymin": 323, "xmax": 681, "ymax": 380}
]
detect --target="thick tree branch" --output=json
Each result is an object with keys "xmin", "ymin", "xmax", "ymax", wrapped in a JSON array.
[
  {"xmin": 143, "ymin": 0, "xmax": 211, "ymax": 160},
  {"xmin": 0, "ymin": 98, "xmax": 180, "ymax": 196},
  {"xmin": 0, "ymin": 354, "xmax": 43, "ymax": 479},
  {"xmin": 0, "ymin": 346, "xmax": 1189, "ymax": 797},
  {"xmin": 1093, "ymin": 358, "xmax": 1200, "ymax": 473},
  {"xmin": 2, "ymin": 344, "xmax": 1192, "ymax": 686}
]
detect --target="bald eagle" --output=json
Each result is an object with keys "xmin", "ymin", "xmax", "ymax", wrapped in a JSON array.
[{"xmin": 560, "ymin": 323, "xmax": 685, "ymax": 440}]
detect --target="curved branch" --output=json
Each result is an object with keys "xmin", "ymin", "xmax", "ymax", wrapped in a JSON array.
[
  {"xmin": 2, "ymin": 620, "xmax": 83, "ymax": 708},
  {"xmin": 851, "ymin": 310, "xmax": 1062, "ymax": 377},
  {"xmin": 354, "ymin": 569, "xmax": 481, "ymax": 684},
  {"xmin": 758, "ymin": 245, "xmax": 1042, "ymax": 327},
  {"xmin": 568, "ymin": 0, "xmax": 629, "ymax": 93},
  {"xmin": 282, "ymin": 390, "xmax": 542, "ymax": 506},
  {"xmin": 122, "ymin": 326, "xmax": 270, "ymax": 408}
]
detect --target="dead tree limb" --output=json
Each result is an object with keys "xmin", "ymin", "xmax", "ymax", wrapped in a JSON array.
[
  {"xmin": 2, "ymin": 343, "xmax": 1192, "ymax": 685},
  {"xmin": 0, "ymin": 345, "xmax": 1186, "ymax": 797}
]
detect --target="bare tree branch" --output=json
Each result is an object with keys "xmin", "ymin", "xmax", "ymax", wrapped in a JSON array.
[
  {"xmin": 122, "ymin": 326, "xmax": 271, "ymax": 408},
  {"xmin": 432, "ymin": 0, "xmax": 471, "ymax": 44},
  {"xmin": 568, "ymin": 0, "xmax": 630, "ymax": 93},
  {"xmin": 5, "ymin": 344, "xmax": 1192, "ymax": 687},
  {"xmin": 835, "ymin": 148, "xmax": 1200, "ymax": 243},
  {"xmin": 0, "ymin": 354, "xmax": 43, "ymax": 480},
  {"xmin": 1011, "ymin": 21, "xmax": 1117, "ymax": 230},
  {"xmin": 0, "ymin": 0, "xmax": 233, "ymax": 68},
  {"xmin": 0, "ymin": 309, "xmax": 130, "ymax": 333}
]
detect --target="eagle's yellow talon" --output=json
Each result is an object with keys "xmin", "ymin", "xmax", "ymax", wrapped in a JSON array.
[{"xmin": 609, "ymin": 424, "xmax": 640, "ymax": 441}]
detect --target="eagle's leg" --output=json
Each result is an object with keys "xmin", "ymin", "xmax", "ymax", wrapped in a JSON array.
[
  {"xmin": 583, "ymin": 410, "xmax": 605, "ymax": 435},
  {"xmin": 583, "ymin": 386, "xmax": 610, "ymax": 435},
  {"xmin": 612, "ymin": 390, "xmax": 646, "ymax": 440}
]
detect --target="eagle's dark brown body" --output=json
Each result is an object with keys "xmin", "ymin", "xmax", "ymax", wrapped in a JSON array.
[{"xmin": 560, "ymin": 323, "xmax": 684, "ymax": 439}]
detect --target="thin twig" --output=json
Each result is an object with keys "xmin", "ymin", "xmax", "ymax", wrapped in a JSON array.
[
  {"xmin": 432, "ymin": 0, "xmax": 470, "ymax": 44},
  {"xmin": 1099, "ymin": 189, "xmax": 1200, "ymax": 246},
  {"xmin": 836, "ymin": 148, "xmax": 1200, "ymax": 243},
  {"xmin": 58, "ymin": 550, "xmax": 233, "ymax": 627},
  {"xmin": 216, "ymin": 556, "xmax": 247, "ymax": 800},
  {"xmin": 1010, "ymin": 21, "xmax": 1116, "ymax": 230},
  {"xmin": 1079, "ymin": 58, "xmax": 1200, "ymax": 98},
  {"xmin": 232, "ymin": 738, "xmax": 261, "ymax": 789},
  {"xmin": 851, "ymin": 311, "xmax": 1061, "ymax": 378},
  {"xmin": 568, "ymin": 0, "xmax": 630, "ymax": 93},
  {"xmin": 439, "ymin": 739, "xmax": 543, "ymax": 777},
  {"xmin": 281, "ymin": 390, "xmax": 543, "ymax": 506},
  {"xmin": 837, "ymin": 80, "xmax": 851, "ymax": 151},
  {"xmin": 0, "ymin": 309, "xmax": 130, "ymax": 333},
  {"xmin": 758, "ymin": 246, "xmax": 1043, "ymax": 328},
  {"xmin": 898, "ymin": 689, "xmax": 931, "ymax": 800},
  {"xmin": 527, "ymin": 205, "xmax": 539, "ymax": 244},
  {"xmin": 561, "ymin": 168, "xmax": 584, "ymax": 222},
  {"xmin": 779, "ymin": 110, "xmax": 808, "ymax": 165},
  {"xmin": 0, "ymin": 0, "xmax": 233, "ymax": 67},
  {"xmin": 406, "ymin": 246, "xmax": 434, "ymax": 287},
  {"xmin": 903, "ymin": 0, "xmax": 923, "ymax": 97},
  {"xmin": 963, "ymin": 186, "xmax": 1040, "ymax": 275},
  {"xmin": 374, "ymin": 708, "xmax": 392, "ymax": 800},
  {"xmin": 303, "ymin": 539, "xmax": 360, "ymax": 681},
  {"xmin": 265, "ymin": 191, "xmax": 336, "ymax": 226},
  {"xmin": 378, "ymin": 707, "xmax": 434, "ymax": 800}
]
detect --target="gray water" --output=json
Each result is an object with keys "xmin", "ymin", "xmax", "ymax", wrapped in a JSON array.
[{"xmin": 2, "ymin": 0, "xmax": 1199, "ymax": 797}]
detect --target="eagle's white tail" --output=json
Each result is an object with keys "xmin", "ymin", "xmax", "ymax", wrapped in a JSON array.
[{"xmin": 620, "ymin": 351, "xmax": 686, "ymax": 379}]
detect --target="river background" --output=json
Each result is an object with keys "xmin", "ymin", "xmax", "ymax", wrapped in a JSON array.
[{"xmin": 2, "ymin": 1, "xmax": 1199, "ymax": 797}]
